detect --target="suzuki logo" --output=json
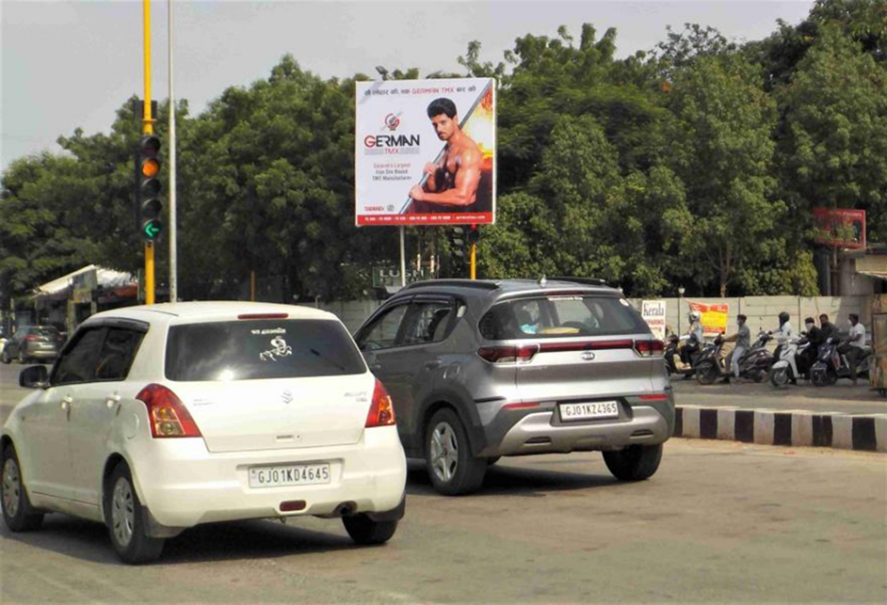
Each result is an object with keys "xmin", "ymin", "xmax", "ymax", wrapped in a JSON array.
[
  {"xmin": 581, "ymin": 351, "xmax": 596, "ymax": 361},
  {"xmin": 281, "ymin": 390, "xmax": 293, "ymax": 405}
]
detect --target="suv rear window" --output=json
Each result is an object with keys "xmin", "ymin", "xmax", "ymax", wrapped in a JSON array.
[
  {"xmin": 165, "ymin": 319, "xmax": 366, "ymax": 381},
  {"xmin": 479, "ymin": 295, "xmax": 650, "ymax": 340},
  {"xmin": 30, "ymin": 326, "xmax": 59, "ymax": 337}
]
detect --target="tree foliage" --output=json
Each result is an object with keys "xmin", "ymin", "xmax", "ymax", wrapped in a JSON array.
[{"xmin": 2, "ymin": 0, "xmax": 884, "ymax": 305}]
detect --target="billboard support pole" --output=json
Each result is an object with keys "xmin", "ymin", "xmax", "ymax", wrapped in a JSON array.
[{"xmin": 399, "ymin": 226, "xmax": 406, "ymax": 287}]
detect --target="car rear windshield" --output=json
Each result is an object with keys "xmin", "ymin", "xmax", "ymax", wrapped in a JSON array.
[
  {"xmin": 30, "ymin": 326, "xmax": 59, "ymax": 337},
  {"xmin": 479, "ymin": 295, "xmax": 650, "ymax": 340},
  {"xmin": 165, "ymin": 319, "xmax": 366, "ymax": 381}
]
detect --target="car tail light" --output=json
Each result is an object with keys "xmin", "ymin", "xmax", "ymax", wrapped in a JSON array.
[
  {"xmin": 25, "ymin": 335, "xmax": 38, "ymax": 341},
  {"xmin": 477, "ymin": 344, "xmax": 540, "ymax": 364},
  {"xmin": 136, "ymin": 384, "xmax": 202, "ymax": 438},
  {"xmin": 634, "ymin": 339, "xmax": 665, "ymax": 357},
  {"xmin": 366, "ymin": 380, "xmax": 396, "ymax": 428}
]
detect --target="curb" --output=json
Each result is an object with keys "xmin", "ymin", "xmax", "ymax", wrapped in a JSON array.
[{"xmin": 675, "ymin": 406, "xmax": 887, "ymax": 453}]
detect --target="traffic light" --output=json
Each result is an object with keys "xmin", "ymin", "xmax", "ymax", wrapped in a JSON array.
[
  {"xmin": 452, "ymin": 227, "xmax": 468, "ymax": 261},
  {"xmin": 137, "ymin": 134, "xmax": 162, "ymax": 241}
]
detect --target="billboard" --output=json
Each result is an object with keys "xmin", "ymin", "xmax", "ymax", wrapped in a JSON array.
[
  {"xmin": 688, "ymin": 301, "xmax": 730, "ymax": 335},
  {"xmin": 813, "ymin": 208, "xmax": 866, "ymax": 249},
  {"xmin": 355, "ymin": 78, "xmax": 496, "ymax": 226},
  {"xmin": 641, "ymin": 300, "xmax": 667, "ymax": 340}
]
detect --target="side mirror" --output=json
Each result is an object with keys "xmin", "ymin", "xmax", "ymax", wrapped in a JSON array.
[{"xmin": 19, "ymin": 365, "xmax": 49, "ymax": 389}]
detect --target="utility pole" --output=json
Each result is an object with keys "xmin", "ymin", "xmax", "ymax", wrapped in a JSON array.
[
  {"xmin": 142, "ymin": 0, "xmax": 156, "ymax": 304},
  {"xmin": 168, "ymin": 0, "xmax": 177, "ymax": 302}
]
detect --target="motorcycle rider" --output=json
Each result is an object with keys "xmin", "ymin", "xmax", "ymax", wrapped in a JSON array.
[
  {"xmin": 837, "ymin": 314, "xmax": 867, "ymax": 385},
  {"xmin": 722, "ymin": 314, "xmax": 751, "ymax": 383},
  {"xmin": 800, "ymin": 317, "xmax": 822, "ymax": 380},
  {"xmin": 772, "ymin": 311, "xmax": 793, "ymax": 362},
  {"xmin": 680, "ymin": 311, "xmax": 705, "ymax": 365},
  {"xmin": 819, "ymin": 314, "xmax": 838, "ymax": 342}
]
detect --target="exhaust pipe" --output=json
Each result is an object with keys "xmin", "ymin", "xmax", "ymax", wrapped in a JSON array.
[{"xmin": 333, "ymin": 501, "xmax": 357, "ymax": 517}]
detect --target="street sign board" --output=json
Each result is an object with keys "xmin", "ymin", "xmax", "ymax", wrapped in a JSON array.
[
  {"xmin": 641, "ymin": 300, "xmax": 667, "ymax": 340},
  {"xmin": 355, "ymin": 78, "xmax": 496, "ymax": 226}
]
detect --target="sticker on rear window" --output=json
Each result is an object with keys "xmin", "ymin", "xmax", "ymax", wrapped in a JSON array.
[{"xmin": 260, "ymin": 335, "xmax": 293, "ymax": 362}]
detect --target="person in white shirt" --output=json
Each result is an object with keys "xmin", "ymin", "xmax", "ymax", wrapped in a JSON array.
[{"xmin": 838, "ymin": 313, "xmax": 866, "ymax": 384}]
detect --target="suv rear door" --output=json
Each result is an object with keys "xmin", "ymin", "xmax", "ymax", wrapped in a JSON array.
[{"xmin": 357, "ymin": 296, "xmax": 458, "ymax": 450}]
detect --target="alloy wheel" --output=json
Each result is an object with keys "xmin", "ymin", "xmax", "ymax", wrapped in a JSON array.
[{"xmin": 430, "ymin": 422, "xmax": 459, "ymax": 483}]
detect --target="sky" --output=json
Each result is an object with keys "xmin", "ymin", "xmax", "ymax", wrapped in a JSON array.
[{"xmin": 1, "ymin": 0, "xmax": 815, "ymax": 171}]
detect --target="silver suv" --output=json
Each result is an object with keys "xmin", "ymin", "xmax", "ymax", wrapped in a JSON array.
[{"xmin": 354, "ymin": 279, "xmax": 675, "ymax": 495}]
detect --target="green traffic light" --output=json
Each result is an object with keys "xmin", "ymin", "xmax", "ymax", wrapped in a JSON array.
[{"xmin": 143, "ymin": 220, "xmax": 162, "ymax": 240}]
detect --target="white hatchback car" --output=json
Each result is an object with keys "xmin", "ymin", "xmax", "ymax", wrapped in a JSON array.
[{"xmin": 1, "ymin": 302, "xmax": 407, "ymax": 563}]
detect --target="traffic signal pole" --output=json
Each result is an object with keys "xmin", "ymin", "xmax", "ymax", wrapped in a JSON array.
[
  {"xmin": 469, "ymin": 224, "xmax": 478, "ymax": 280},
  {"xmin": 143, "ymin": 0, "xmax": 155, "ymax": 305}
]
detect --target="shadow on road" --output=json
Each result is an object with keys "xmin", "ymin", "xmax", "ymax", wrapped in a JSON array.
[
  {"xmin": 1, "ymin": 515, "xmax": 355, "ymax": 566},
  {"xmin": 406, "ymin": 457, "xmax": 620, "ymax": 498}
]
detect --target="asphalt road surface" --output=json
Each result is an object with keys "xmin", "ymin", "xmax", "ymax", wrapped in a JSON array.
[{"xmin": 1, "ymin": 363, "xmax": 885, "ymax": 604}]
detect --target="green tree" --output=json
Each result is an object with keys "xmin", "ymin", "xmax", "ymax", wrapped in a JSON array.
[{"xmin": 666, "ymin": 54, "xmax": 781, "ymax": 296}]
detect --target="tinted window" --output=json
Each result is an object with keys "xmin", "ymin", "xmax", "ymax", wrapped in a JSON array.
[
  {"xmin": 479, "ymin": 295, "xmax": 650, "ymax": 340},
  {"xmin": 53, "ymin": 328, "xmax": 106, "ymax": 385},
  {"xmin": 401, "ymin": 302, "xmax": 454, "ymax": 346},
  {"xmin": 356, "ymin": 305, "xmax": 409, "ymax": 351},
  {"xmin": 95, "ymin": 328, "xmax": 144, "ymax": 382},
  {"xmin": 30, "ymin": 326, "xmax": 59, "ymax": 338},
  {"xmin": 166, "ymin": 320, "xmax": 366, "ymax": 382}
]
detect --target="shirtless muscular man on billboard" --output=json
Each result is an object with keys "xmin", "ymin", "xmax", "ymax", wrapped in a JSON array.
[{"xmin": 408, "ymin": 98, "xmax": 482, "ymax": 212}]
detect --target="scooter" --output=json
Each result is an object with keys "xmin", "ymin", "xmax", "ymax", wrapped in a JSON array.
[
  {"xmin": 664, "ymin": 334, "xmax": 702, "ymax": 378},
  {"xmin": 695, "ymin": 331, "xmax": 775, "ymax": 385},
  {"xmin": 769, "ymin": 336, "xmax": 812, "ymax": 387},
  {"xmin": 810, "ymin": 337, "xmax": 871, "ymax": 386}
]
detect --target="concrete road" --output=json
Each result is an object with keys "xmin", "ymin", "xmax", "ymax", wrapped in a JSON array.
[{"xmin": 1, "ymin": 360, "xmax": 885, "ymax": 603}]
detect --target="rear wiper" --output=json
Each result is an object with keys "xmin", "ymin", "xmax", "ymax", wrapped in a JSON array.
[{"xmin": 308, "ymin": 348, "xmax": 346, "ymax": 371}]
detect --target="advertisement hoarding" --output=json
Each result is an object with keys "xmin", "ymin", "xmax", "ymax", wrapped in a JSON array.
[
  {"xmin": 355, "ymin": 78, "xmax": 496, "ymax": 226},
  {"xmin": 812, "ymin": 208, "xmax": 866, "ymax": 249},
  {"xmin": 641, "ymin": 300, "xmax": 667, "ymax": 340},
  {"xmin": 688, "ymin": 301, "xmax": 730, "ymax": 335}
]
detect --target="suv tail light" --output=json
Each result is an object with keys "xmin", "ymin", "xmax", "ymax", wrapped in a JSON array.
[
  {"xmin": 477, "ymin": 344, "xmax": 540, "ymax": 364},
  {"xmin": 366, "ymin": 380, "xmax": 396, "ymax": 428},
  {"xmin": 136, "ymin": 384, "xmax": 202, "ymax": 438},
  {"xmin": 25, "ymin": 335, "xmax": 38, "ymax": 342},
  {"xmin": 634, "ymin": 339, "xmax": 665, "ymax": 357}
]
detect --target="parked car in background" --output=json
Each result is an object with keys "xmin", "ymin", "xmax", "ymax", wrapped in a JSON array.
[
  {"xmin": 0, "ymin": 325, "xmax": 62, "ymax": 365},
  {"xmin": 354, "ymin": 278, "xmax": 675, "ymax": 496},
  {"xmin": 1, "ymin": 302, "xmax": 407, "ymax": 563}
]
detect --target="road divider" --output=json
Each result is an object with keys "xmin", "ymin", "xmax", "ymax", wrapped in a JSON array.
[{"xmin": 675, "ymin": 405, "xmax": 887, "ymax": 452}]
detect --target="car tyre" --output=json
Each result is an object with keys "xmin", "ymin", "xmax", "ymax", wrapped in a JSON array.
[
  {"xmin": 342, "ymin": 514, "xmax": 398, "ymax": 545},
  {"xmin": 104, "ymin": 462, "xmax": 164, "ymax": 564},
  {"xmin": 603, "ymin": 444, "xmax": 663, "ymax": 481},
  {"xmin": 17, "ymin": 350, "xmax": 27, "ymax": 365},
  {"xmin": 2, "ymin": 444, "xmax": 44, "ymax": 532},
  {"xmin": 425, "ymin": 408, "xmax": 486, "ymax": 496},
  {"xmin": 0, "ymin": 351, "xmax": 10, "ymax": 365}
]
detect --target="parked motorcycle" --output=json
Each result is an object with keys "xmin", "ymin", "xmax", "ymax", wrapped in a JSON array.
[
  {"xmin": 664, "ymin": 334, "xmax": 702, "ymax": 378},
  {"xmin": 810, "ymin": 337, "xmax": 871, "ymax": 386},
  {"xmin": 695, "ymin": 331, "xmax": 775, "ymax": 385},
  {"xmin": 769, "ymin": 336, "xmax": 812, "ymax": 387}
]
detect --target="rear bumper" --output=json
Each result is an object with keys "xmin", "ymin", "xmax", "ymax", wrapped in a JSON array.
[
  {"xmin": 128, "ymin": 426, "xmax": 407, "ymax": 529},
  {"xmin": 479, "ymin": 398, "xmax": 674, "ymax": 457},
  {"xmin": 23, "ymin": 349, "xmax": 57, "ymax": 360}
]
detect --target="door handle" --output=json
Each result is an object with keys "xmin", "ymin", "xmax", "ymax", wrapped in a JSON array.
[
  {"xmin": 106, "ymin": 394, "xmax": 121, "ymax": 408},
  {"xmin": 61, "ymin": 396, "xmax": 73, "ymax": 410},
  {"xmin": 424, "ymin": 360, "xmax": 442, "ymax": 370}
]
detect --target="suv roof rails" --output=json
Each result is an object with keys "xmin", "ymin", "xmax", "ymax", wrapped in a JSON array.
[
  {"xmin": 548, "ymin": 276, "xmax": 610, "ymax": 287},
  {"xmin": 402, "ymin": 279, "xmax": 502, "ymax": 292}
]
